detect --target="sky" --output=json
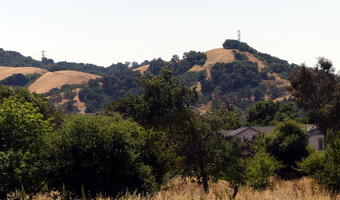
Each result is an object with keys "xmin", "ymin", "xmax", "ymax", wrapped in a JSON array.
[{"xmin": 0, "ymin": 0, "xmax": 339, "ymax": 71}]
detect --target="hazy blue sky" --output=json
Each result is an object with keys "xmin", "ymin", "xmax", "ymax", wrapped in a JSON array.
[{"xmin": 0, "ymin": 0, "xmax": 339, "ymax": 70}]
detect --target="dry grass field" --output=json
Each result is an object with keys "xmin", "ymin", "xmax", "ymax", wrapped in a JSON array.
[
  {"xmin": 133, "ymin": 48, "xmax": 266, "ymax": 79},
  {"xmin": 28, "ymin": 70, "xmax": 100, "ymax": 94},
  {"xmin": 189, "ymin": 48, "xmax": 267, "ymax": 73},
  {"xmin": 33, "ymin": 178, "xmax": 335, "ymax": 200},
  {"xmin": 0, "ymin": 66, "xmax": 47, "ymax": 80},
  {"xmin": 133, "ymin": 65, "xmax": 150, "ymax": 74},
  {"xmin": 189, "ymin": 48, "xmax": 235, "ymax": 73},
  {"xmin": 188, "ymin": 48, "xmax": 267, "ymax": 80}
]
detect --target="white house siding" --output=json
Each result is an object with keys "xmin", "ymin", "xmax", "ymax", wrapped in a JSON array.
[{"xmin": 308, "ymin": 134, "xmax": 325, "ymax": 150}]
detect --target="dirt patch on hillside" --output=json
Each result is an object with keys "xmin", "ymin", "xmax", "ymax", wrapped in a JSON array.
[
  {"xmin": 274, "ymin": 93, "xmax": 291, "ymax": 102},
  {"xmin": 0, "ymin": 66, "xmax": 47, "ymax": 80},
  {"xmin": 133, "ymin": 65, "xmax": 150, "ymax": 75},
  {"xmin": 188, "ymin": 64, "xmax": 203, "ymax": 72},
  {"xmin": 28, "ymin": 70, "xmax": 100, "ymax": 94},
  {"xmin": 195, "ymin": 81, "xmax": 202, "ymax": 92},
  {"xmin": 73, "ymin": 88, "xmax": 86, "ymax": 114},
  {"xmin": 47, "ymin": 88, "xmax": 87, "ymax": 114}
]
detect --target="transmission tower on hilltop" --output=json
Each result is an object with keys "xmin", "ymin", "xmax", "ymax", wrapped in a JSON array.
[
  {"xmin": 237, "ymin": 30, "xmax": 241, "ymax": 42},
  {"xmin": 41, "ymin": 50, "xmax": 46, "ymax": 60}
]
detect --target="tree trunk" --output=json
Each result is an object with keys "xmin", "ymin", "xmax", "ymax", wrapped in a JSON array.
[
  {"xmin": 231, "ymin": 184, "xmax": 239, "ymax": 200},
  {"xmin": 199, "ymin": 164, "xmax": 209, "ymax": 193}
]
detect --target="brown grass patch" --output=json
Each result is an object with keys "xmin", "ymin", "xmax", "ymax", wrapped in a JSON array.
[
  {"xmin": 133, "ymin": 65, "xmax": 150, "ymax": 75},
  {"xmin": 188, "ymin": 48, "xmax": 268, "ymax": 79},
  {"xmin": 117, "ymin": 178, "xmax": 332, "ymax": 200},
  {"xmin": 189, "ymin": 48, "xmax": 235, "ymax": 74},
  {"xmin": 34, "ymin": 178, "xmax": 333, "ymax": 200},
  {"xmin": 28, "ymin": 70, "xmax": 100, "ymax": 94},
  {"xmin": 0, "ymin": 66, "xmax": 47, "ymax": 80}
]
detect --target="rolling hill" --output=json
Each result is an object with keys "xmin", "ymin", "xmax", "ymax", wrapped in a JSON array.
[
  {"xmin": 0, "ymin": 39, "xmax": 296, "ymax": 113},
  {"xmin": 0, "ymin": 66, "xmax": 47, "ymax": 80},
  {"xmin": 28, "ymin": 70, "xmax": 100, "ymax": 94}
]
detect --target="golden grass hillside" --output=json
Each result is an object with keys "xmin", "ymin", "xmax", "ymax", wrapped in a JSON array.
[
  {"xmin": 0, "ymin": 66, "xmax": 47, "ymax": 80},
  {"xmin": 34, "ymin": 178, "xmax": 334, "ymax": 200},
  {"xmin": 188, "ymin": 48, "xmax": 266, "ymax": 72},
  {"xmin": 133, "ymin": 65, "xmax": 150, "ymax": 75},
  {"xmin": 133, "ymin": 48, "xmax": 267, "ymax": 78},
  {"xmin": 189, "ymin": 48, "xmax": 266, "ymax": 79},
  {"xmin": 28, "ymin": 70, "xmax": 101, "ymax": 94}
]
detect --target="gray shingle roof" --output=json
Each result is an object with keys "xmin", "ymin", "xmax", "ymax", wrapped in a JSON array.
[
  {"xmin": 220, "ymin": 124, "xmax": 322, "ymax": 139},
  {"xmin": 220, "ymin": 126, "xmax": 258, "ymax": 137}
]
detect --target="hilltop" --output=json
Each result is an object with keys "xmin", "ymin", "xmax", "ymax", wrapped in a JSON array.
[{"xmin": 0, "ymin": 39, "xmax": 297, "ymax": 113}]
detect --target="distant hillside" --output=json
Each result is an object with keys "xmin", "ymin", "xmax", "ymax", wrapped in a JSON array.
[
  {"xmin": 0, "ymin": 66, "xmax": 47, "ymax": 80},
  {"xmin": 28, "ymin": 70, "xmax": 100, "ymax": 94},
  {"xmin": 0, "ymin": 39, "xmax": 297, "ymax": 113}
]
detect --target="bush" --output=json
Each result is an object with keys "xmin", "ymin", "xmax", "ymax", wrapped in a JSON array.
[
  {"xmin": 266, "ymin": 120, "xmax": 309, "ymax": 177},
  {"xmin": 234, "ymin": 52, "xmax": 248, "ymax": 61},
  {"xmin": 299, "ymin": 132, "xmax": 340, "ymax": 199},
  {"xmin": 44, "ymin": 115, "xmax": 163, "ymax": 198},
  {"xmin": 246, "ymin": 151, "xmax": 282, "ymax": 190},
  {"xmin": 0, "ymin": 86, "xmax": 64, "ymax": 126},
  {"xmin": 0, "ymin": 97, "xmax": 53, "ymax": 199},
  {"xmin": 298, "ymin": 151, "xmax": 325, "ymax": 176}
]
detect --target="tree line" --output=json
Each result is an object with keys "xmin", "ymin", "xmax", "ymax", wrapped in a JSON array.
[{"xmin": 0, "ymin": 56, "xmax": 339, "ymax": 199}]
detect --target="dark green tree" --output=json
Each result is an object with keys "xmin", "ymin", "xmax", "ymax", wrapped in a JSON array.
[
  {"xmin": 44, "ymin": 114, "xmax": 165, "ymax": 198},
  {"xmin": 107, "ymin": 68, "xmax": 197, "ymax": 129},
  {"xmin": 290, "ymin": 57, "xmax": 340, "ymax": 135},
  {"xmin": 0, "ymin": 97, "xmax": 53, "ymax": 199},
  {"xmin": 222, "ymin": 39, "xmax": 257, "ymax": 53},
  {"xmin": 107, "ymin": 69, "xmax": 241, "ymax": 194},
  {"xmin": 265, "ymin": 120, "xmax": 309, "ymax": 177},
  {"xmin": 0, "ymin": 86, "xmax": 64, "ymax": 126},
  {"xmin": 175, "ymin": 110, "xmax": 239, "ymax": 193},
  {"xmin": 247, "ymin": 100, "xmax": 300, "ymax": 126},
  {"xmin": 148, "ymin": 58, "xmax": 166, "ymax": 75}
]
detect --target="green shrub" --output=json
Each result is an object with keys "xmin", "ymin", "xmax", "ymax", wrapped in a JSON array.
[
  {"xmin": 265, "ymin": 120, "xmax": 309, "ymax": 175},
  {"xmin": 246, "ymin": 151, "xmax": 282, "ymax": 190},
  {"xmin": 0, "ymin": 97, "xmax": 53, "ymax": 199},
  {"xmin": 298, "ymin": 151, "xmax": 325, "ymax": 175},
  {"xmin": 299, "ymin": 133, "xmax": 340, "ymax": 199},
  {"xmin": 44, "ymin": 114, "xmax": 164, "ymax": 198}
]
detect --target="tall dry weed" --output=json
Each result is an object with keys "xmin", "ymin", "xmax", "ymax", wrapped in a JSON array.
[{"xmin": 34, "ymin": 178, "xmax": 335, "ymax": 200}]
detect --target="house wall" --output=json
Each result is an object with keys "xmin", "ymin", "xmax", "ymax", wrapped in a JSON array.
[
  {"xmin": 236, "ymin": 130, "xmax": 259, "ymax": 141},
  {"xmin": 308, "ymin": 134, "xmax": 325, "ymax": 150}
]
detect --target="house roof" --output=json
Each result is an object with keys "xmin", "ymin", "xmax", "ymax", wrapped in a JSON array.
[
  {"xmin": 252, "ymin": 126, "xmax": 274, "ymax": 133},
  {"xmin": 220, "ymin": 124, "xmax": 322, "ymax": 138},
  {"xmin": 220, "ymin": 126, "xmax": 259, "ymax": 137}
]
